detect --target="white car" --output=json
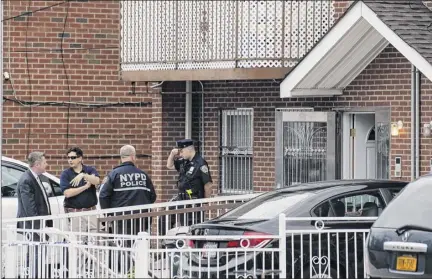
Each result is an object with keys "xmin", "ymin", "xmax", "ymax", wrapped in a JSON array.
[{"xmin": 1, "ymin": 155, "xmax": 65, "ymax": 220}]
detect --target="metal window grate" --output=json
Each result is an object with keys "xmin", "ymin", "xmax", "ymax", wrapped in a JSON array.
[{"xmin": 221, "ymin": 109, "xmax": 254, "ymax": 194}]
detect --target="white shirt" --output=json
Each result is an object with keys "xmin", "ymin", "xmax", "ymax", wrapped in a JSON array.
[{"xmin": 30, "ymin": 169, "xmax": 51, "ymax": 214}]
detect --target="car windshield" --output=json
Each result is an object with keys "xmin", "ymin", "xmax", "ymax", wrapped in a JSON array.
[
  {"xmin": 221, "ymin": 191, "xmax": 313, "ymax": 220},
  {"xmin": 373, "ymin": 176, "xmax": 432, "ymax": 230}
]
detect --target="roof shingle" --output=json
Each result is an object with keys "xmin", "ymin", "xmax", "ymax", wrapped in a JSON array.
[{"xmin": 363, "ymin": 0, "xmax": 432, "ymax": 64}]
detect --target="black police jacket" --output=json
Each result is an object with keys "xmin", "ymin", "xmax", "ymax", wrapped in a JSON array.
[
  {"xmin": 99, "ymin": 161, "xmax": 157, "ymax": 209},
  {"xmin": 174, "ymin": 153, "xmax": 212, "ymax": 198}
]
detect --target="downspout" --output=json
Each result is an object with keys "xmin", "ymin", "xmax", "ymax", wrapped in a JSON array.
[
  {"xmin": 411, "ymin": 65, "xmax": 416, "ymax": 180},
  {"xmin": 415, "ymin": 67, "xmax": 421, "ymax": 178},
  {"xmin": 198, "ymin": 81, "xmax": 205, "ymax": 157},
  {"xmin": 185, "ymin": 81, "xmax": 192, "ymax": 139}
]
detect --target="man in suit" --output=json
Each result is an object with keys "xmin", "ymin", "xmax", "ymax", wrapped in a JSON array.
[{"xmin": 16, "ymin": 151, "xmax": 53, "ymax": 278}]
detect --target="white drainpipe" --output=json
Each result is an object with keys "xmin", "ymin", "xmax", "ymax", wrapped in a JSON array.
[
  {"xmin": 411, "ymin": 65, "xmax": 416, "ymax": 180},
  {"xmin": 415, "ymin": 67, "xmax": 421, "ymax": 179}
]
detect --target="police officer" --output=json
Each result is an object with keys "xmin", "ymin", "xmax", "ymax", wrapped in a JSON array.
[
  {"xmin": 166, "ymin": 139, "xmax": 213, "ymax": 225},
  {"xmin": 99, "ymin": 145, "xmax": 157, "ymax": 241}
]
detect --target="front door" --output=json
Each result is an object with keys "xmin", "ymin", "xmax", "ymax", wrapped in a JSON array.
[{"xmin": 275, "ymin": 110, "xmax": 340, "ymax": 188}]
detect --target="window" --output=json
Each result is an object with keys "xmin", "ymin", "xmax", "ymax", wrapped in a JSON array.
[
  {"xmin": 1, "ymin": 163, "xmax": 61, "ymax": 198},
  {"xmin": 220, "ymin": 108, "xmax": 253, "ymax": 194},
  {"xmin": 39, "ymin": 175, "xmax": 62, "ymax": 197},
  {"xmin": 1, "ymin": 165, "xmax": 23, "ymax": 197},
  {"xmin": 313, "ymin": 190, "xmax": 385, "ymax": 218},
  {"xmin": 222, "ymin": 191, "xmax": 313, "ymax": 220},
  {"xmin": 388, "ymin": 188, "xmax": 403, "ymax": 198},
  {"xmin": 373, "ymin": 177, "xmax": 432, "ymax": 229}
]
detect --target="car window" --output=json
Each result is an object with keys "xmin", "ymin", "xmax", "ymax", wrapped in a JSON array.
[
  {"xmin": 313, "ymin": 190, "xmax": 385, "ymax": 217},
  {"xmin": 1, "ymin": 165, "xmax": 23, "ymax": 197},
  {"xmin": 39, "ymin": 175, "xmax": 62, "ymax": 197},
  {"xmin": 373, "ymin": 176, "xmax": 432, "ymax": 229},
  {"xmin": 221, "ymin": 191, "xmax": 314, "ymax": 220},
  {"xmin": 388, "ymin": 188, "xmax": 402, "ymax": 198}
]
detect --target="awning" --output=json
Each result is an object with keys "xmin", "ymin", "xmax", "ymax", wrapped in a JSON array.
[{"xmin": 280, "ymin": 1, "xmax": 432, "ymax": 98}]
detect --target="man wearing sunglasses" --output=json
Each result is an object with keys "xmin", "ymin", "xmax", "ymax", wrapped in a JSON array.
[
  {"xmin": 59, "ymin": 146, "xmax": 101, "ymax": 273},
  {"xmin": 60, "ymin": 146, "xmax": 100, "ymax": 213}
]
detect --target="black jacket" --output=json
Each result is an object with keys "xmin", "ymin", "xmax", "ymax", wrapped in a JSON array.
[
  {"xmin": 16, "ymin": 170, "xmax": 53, "ymax": 233},
  {"xmin": 99, "ymin": 161, "xmax": 157, "ymax": 209}
]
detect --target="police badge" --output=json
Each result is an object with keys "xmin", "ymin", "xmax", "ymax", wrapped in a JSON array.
[{"xmin": 200, "ymin": 165, "xmax": 208, "ymax": 173}]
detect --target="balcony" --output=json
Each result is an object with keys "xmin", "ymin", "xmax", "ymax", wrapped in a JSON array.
[{"xmin": 120, "ymin": 1, "xmax": 336, "ymax": 81}]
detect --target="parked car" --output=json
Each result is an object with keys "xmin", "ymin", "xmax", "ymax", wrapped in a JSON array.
[
  {"xmin": 173, "ymin": 179, "xmax": 408, "ymax": 279},
  {"xmin": 1, "ymin": 156, "xmax": 65, "ymax": 219},
  {"xmin": 366, "ymin": 175, "xmax": 432, "ymax": 278}
]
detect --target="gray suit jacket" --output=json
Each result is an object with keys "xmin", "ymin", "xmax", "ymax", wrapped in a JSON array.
[{"xmin": 16, "ymin": 169, "xmax": 53, "ymax": 235}]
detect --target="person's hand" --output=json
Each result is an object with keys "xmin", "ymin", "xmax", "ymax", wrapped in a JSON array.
[
  {"xmin": 82, "ymin": 181, "xmax": 92, "ymax": 190},
  {"xmin": 70, "ymin": 173, "xmax": 85, "ymax": 187},
  {"xmin": 171, "ymin": 148, "xmax": 179, "ymax": 156}
]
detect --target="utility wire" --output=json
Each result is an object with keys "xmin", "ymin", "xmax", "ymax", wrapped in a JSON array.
[
  {"xmin": 2, "ymin": 1, "xmax": 68, "ymax": 22},
  {"xmin": 9, "ymin": 46, "xmax": 119, "ymax": 54},
  {"xmin": 3, "ymin": 97, "xmax": 152, "ymax": 108}
]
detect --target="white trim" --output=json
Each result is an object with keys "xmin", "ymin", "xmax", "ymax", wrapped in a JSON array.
[
  {"xmin": 280, "ymin": 1, "xmax": 432, "ymax": 98},
  {"xmin": 289, "ymin": 89, "xmax": 343, "ymax": 97},
  {"xmin": 360, "ymin": 3, "xmax": 432, "ymax": 82},
  {"xmin": 113, "ymin": 187, "xmax": 151, "ymax": 192},
  {"xmin": 280, "ymin": 3, "xmax": 363, "ymax": 98}
]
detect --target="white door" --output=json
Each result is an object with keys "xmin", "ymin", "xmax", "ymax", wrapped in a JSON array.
[{"xmin": 353, "ymin": 114, "xmax": 375, "ymax": 179}]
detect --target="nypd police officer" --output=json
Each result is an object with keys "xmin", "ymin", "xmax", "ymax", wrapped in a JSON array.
[
  {"xmin": 167, "ymin": 139, "xmax": 213, "ymax": 199},
  {"xmin": 166, "ymin": 139, "xmax": 212, "ymax": 226},
  {"xmin": 99, "ymin": 145, "xmax": 156, "ymax": 242}
]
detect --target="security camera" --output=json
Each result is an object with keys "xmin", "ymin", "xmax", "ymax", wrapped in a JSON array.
[{"xmin": 3, "ymin": 72, "xmax": 10, "ymax": 80}]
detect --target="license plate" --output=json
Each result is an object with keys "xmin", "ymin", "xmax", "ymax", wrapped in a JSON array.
[
  {"xmin": 396, "ymin": 255, "xmax": 417, "ymax": 272},
  {"xmin": 202, "ymin": 242, "xmax": 218, "ymax": 258}
]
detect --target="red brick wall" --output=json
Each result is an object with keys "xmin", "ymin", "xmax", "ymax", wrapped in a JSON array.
[
  {"xmin": 3, "ymin": 0, "xmax": 154, "ymax": 178},
  {"xmin": 333, "ymin": 1, "xmax": 353, "ymax": 21},
  {"xmin": 161, "ymin": 45, "xmax": 432, "ymax": 194}
]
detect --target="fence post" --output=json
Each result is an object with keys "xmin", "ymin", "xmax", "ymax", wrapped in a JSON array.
[
  {"xmin": 279, "ymin": 213, "xmax": 287, "ymax": 279},
  {"xmin": 5, "ymin": 225, "xmax": 17, "ymax": 278},
  {"xmin": 135, "ymin": 232, "xmax": 150, "ymax": 278},
  {"xmin": 68, "ymin": 234, "xmax": 78, "ymax": 278}
]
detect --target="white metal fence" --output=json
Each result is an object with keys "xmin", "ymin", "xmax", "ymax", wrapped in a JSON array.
[
  {"xmin": 3, "ymin": 215, "xmax": 377, "ymax": 278},
  {"xmin": 2, "ymin": 226, "xmax": 142, "ymax": 278},
  {"xmin": 2, "ymin": 194, "xmax": 259, "ymax": 240}
]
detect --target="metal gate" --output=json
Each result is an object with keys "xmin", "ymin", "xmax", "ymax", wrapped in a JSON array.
[
  {"xmin": 276, "ymin": 110, "xmax": 339, "ymax": 188},
  {"xmin": 375, "ymin": 110, "xmax": 390, "ymax": 179}
]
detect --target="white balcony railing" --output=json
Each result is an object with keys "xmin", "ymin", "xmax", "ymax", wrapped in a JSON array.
[{"xmin": 121, "ymin": 1, "xmax": 336, "ymax": 71}]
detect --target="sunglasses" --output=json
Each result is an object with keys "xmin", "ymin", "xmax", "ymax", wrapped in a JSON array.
[{"xmin": 67, "ymin": 156, "xmax": 78, "ymax": 160}]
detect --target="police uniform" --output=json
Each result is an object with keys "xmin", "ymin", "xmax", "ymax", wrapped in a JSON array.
[
  {"xmin": 99, "ymin": 161, "xmax": 157, "ymax": 241},
  {"xmin": 174, "ymin": 139, "xmax": 212, "ymax": 225},
  {"xmin": 174, "ymin": 139, "xmax": 212, "ymax": 200}
]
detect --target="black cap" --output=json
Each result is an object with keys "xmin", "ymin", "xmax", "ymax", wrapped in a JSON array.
[{"xmin": 176, "ymin": 139, "xmax": 194, "ymax": 148}]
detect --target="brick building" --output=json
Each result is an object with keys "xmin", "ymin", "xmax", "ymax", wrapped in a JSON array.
[
  {"xmin": 3, "ymin": 1, "xmax": 432, "ymax": 202},
  {"xmin": 2, "ymin": 1, "xmax": 154, "ymax": 179}
]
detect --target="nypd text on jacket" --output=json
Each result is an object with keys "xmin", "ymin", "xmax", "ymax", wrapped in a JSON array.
[{"xmin": 99, "ymin": 161, "xmax": 157, "ymax": 209}]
